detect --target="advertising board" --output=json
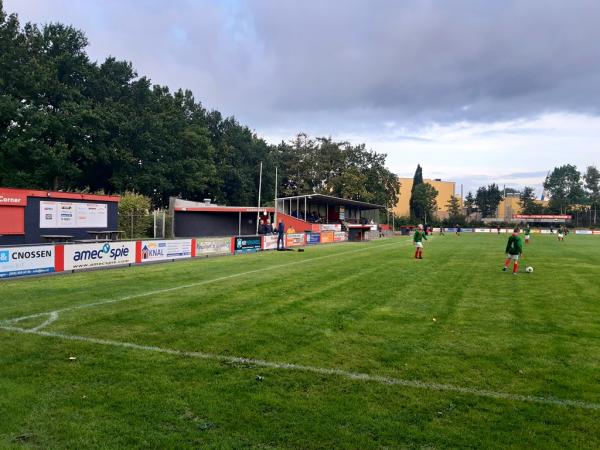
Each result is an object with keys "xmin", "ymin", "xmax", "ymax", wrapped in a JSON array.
[
  {"xmin": 64, "ymin": 241, "xmax": 136, "ymax": 271},
  {"xmin": 262, "ymin": 235, "xmax": 278, "ymax": 250},
  {"xmin": 286, "ymin": 233, "xmax": 305, "ymax": 247},
  {"xmin": 474, "ymin": 228, "xmax": 490, "ymax": 233},
  {"xmin": 321, "ymin": 224, "xmax": 341, "ymax": 232},
  {"xmin": 575, "ymin": 230, "xmax": 593, "ymax": 235},
  {"xmin": 196, "ymin": 237, "xmax": 232, "ymax": 255},
  {"xmin": 0, "ymin": 245, "xmax": 54, "ymax": 278},
  {"xmin": 234, "ymin": 235, "xmax": 261, "ymax": 254},
  {"xmin": 514, "ymin": 214, "xmax": 572, "ymax": 220},
  {"xmin": 307, "ymin": 233, "xmax": 321, "ymax": 244},
  {"xmin": 40, "ymin": 201, "xmax": 108, "ymax": 228},
  {"xmin": 333, "ymin": 231, "xmax": 348, "ymax": 242},
  {"xmin": 140, "ymin": 239, "xmax": 192, "ymax": 262},
  {"xmin": 320, "ymin": 231, "xmax": 334, "ymax": 243}
]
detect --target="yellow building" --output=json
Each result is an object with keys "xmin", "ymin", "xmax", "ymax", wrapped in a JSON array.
[
  {"xmin": 496, "ymin": 194, "xmax": 521, "ymax": 221},
  {"xmin": 394, "ymin": 178, "xmax": 457, "ymax": 218},
  {"xmin": 496, "ymin": 195, "xmax": 550, "ymax": 221}
]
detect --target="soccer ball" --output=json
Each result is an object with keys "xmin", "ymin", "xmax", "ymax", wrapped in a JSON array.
[{"xmin": 525, "ymin": 266, "xmax": 534, "ymax": 273}]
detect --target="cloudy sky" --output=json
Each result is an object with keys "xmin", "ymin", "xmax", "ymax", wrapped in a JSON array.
[{"xmin": 5, "ymin": 0, "xmax": 600, "ymax": 195}]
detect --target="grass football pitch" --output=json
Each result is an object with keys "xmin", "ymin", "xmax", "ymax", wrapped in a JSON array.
[{"xmin": 1, "ymin": 233, "xmax": 599, "ymax": 449}]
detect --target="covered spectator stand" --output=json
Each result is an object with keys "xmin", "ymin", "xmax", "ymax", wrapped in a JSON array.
[
  {"xmin": 0, "ymin": 188, "xmax": 120, "ymax": 245},
  {"xmin": 275, "ymin": 194, "xmax": 384, "ymax": 240}
]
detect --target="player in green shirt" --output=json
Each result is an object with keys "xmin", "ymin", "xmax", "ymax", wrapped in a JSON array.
[
  {"xmin": 503, "ymin": 227, "xmax": 523, "ymax": 274},
  {"xmin": 413, "ymin": 224, "xmax": 427, "ymax": 259},
  {"xmin": 557, "ymin": 225, "xmax": 565, "ymax": 241},
  {"xmin": 524, "ymin": 224, "xmax": 531, "ymax": 245}
]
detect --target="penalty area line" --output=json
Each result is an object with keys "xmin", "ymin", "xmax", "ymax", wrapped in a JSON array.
[{"xmin": 1, "ymin": 325, "xmax": 599, "ymax": 412}]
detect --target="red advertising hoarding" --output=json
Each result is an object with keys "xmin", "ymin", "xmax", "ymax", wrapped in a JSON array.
[{"xmin": 513, "ymin": 214, "xmax": 572, "ymax": 219}]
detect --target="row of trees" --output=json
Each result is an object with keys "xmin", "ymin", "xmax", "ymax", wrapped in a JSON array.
[
  {"xmin": 0, "ymin": 4, "xmax": 398, "ymax": 210},
  {"xmin": 407, "ymin": 164, "xmax": 600, "ymax": 226}
]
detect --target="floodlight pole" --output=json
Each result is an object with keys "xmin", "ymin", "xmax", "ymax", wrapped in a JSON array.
[
  {"xmin": 256, "ymin": 162, "xmax": 263, "ymax": 235},
  {"xmin": 274, "ymin": 166, "xmax": 278, "ymax": 226}
]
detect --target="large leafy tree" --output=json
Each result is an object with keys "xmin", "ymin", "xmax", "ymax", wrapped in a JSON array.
[
  {"xmin": 275, "ymin": 134, "xmax": 398, "ymax": 208},
  {"xmin": 475, "ymin": 184, "xmax": 503, "ymax": 218},
  {"xmin": 411, "ymin": 182, "xmax": 438, "ymax": 222},
  {"xmin": 584, "ymin": 165, "xmax": 600, "ymax": 224},
  {"xmin": 0, "ymin": 2, "xmax": 398, "ymax": 210},
  {"xmin": 446, "ymin": 195, "xmax": 464, "ymax": 223},
  {"xmin": 464, "ymin": 191, "xmax": 476, "ymax": 215},
  {"xmin": 519, "ymin": 186, "xmax": 543, "ymax": 215},
  {"xmin": 543, "ymin": 165, "xmax": 585, "ymax": 214}
]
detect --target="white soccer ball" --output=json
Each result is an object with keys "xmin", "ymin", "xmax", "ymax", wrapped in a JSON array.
[{"xmin": 525, "ymin": 266, "xmax": 534, "ymax": 273}]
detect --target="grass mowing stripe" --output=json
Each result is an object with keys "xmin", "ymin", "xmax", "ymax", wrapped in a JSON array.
[
  {"xmin": 1, "ymin": 239, "xmax": 412, "ymax": 327},
  {"xmin": 1, "ymin": 324, "xmax": 599, "ymax": 412}
]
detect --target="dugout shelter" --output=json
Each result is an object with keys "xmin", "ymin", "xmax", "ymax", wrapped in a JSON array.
[{"xmin": 171, "ymin": 197, "xmax": 275, "ymax": 237}]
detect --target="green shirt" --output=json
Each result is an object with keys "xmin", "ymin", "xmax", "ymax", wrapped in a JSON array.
[
  {"xmin": 413, "ymin": 230, "xmax": 427, "ymax": 243},
  {"xmin": 505, "ymin": 234, "xmax": 523, "ymax": 255},
  {"xmin": 524, "ymin": 227, "xmax": 530, "ymax": 236}
]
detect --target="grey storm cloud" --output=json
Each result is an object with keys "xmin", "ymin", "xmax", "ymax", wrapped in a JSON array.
[
  {"xmin": 246, "ymin": 0, "xmax": 600, "ymax": 123},
  {"xmin": 5, "ymin": 0, "xmax": 600, "ymax": 127}
]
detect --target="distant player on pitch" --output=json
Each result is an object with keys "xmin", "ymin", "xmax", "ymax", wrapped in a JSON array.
[
  {"xmin": 503, "ymin": 227, "xmax": 523, "ymax": 274},
  {"xmin": 557, "ymin": 225, "xmax": 565, "ymax": 242},
  {"xmin": 413, "ymin": 224, "xmax": 427, "ymax": 259},
  {"xmin": 524, "ymin": 224, "xmax": 531, "ymax": 245}
]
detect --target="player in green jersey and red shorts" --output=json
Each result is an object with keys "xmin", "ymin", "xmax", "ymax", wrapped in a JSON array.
[
  {"xmin": 524, "ymin": 224, "xmax": 531, "ymax": 245},
  {"xmin": 413, "ymin": 224, "xmax": 427, "ymax": 259},
  {"xmin": 503, "ymin": 227, "xmax": 523, "ymax": 274}
]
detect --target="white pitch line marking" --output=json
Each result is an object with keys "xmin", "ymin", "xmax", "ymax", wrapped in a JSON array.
[
  {"xmin": 1, "ymin": 239, "xmax": 411, "ymax": 327},
  {"xmin": 1, "ymin": 324, "xmax": 598, "ymax": 412},
  {"xmin": 30, "ymin": 312, "xmax": 59, "ymax": 332}
]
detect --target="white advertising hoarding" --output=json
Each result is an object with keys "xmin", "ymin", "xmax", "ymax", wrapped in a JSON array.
[
  {"xmin": 0, "ymin": 245, "xmax": 55, "ymax": 278},
  {"xmin": 321, "ymin": 224, "xmax": 342, "ymax": 232},
  {"xmin": 334, "ymin": 231, "xmax": 348, "ymax": 242},
  {"xmin": 196, "ymin": 237, "xmax": 232, "ymax": 256},
  {"xmin": 262, "ymin": 235, "xmax": 278, "ymax": 250},
  {"xmin": 140, "ymin": 240, "xmax": 192, "ymax": 262},
  {"xmin": 40, "ymin": 201, "xmax": 108, "ymax": 228},
  {"xmin": 64, "ymin": 242, "xmax": 136, "ymax": 271}
]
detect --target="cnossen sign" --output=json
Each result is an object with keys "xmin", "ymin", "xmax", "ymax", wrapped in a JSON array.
[
  {"xmin": 64, "ymin": 242, "xmax": 136, "ymax": 271},
  {"xmin": 0, "ymin": 245, "xmax": 55, "ymax": 278}
]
